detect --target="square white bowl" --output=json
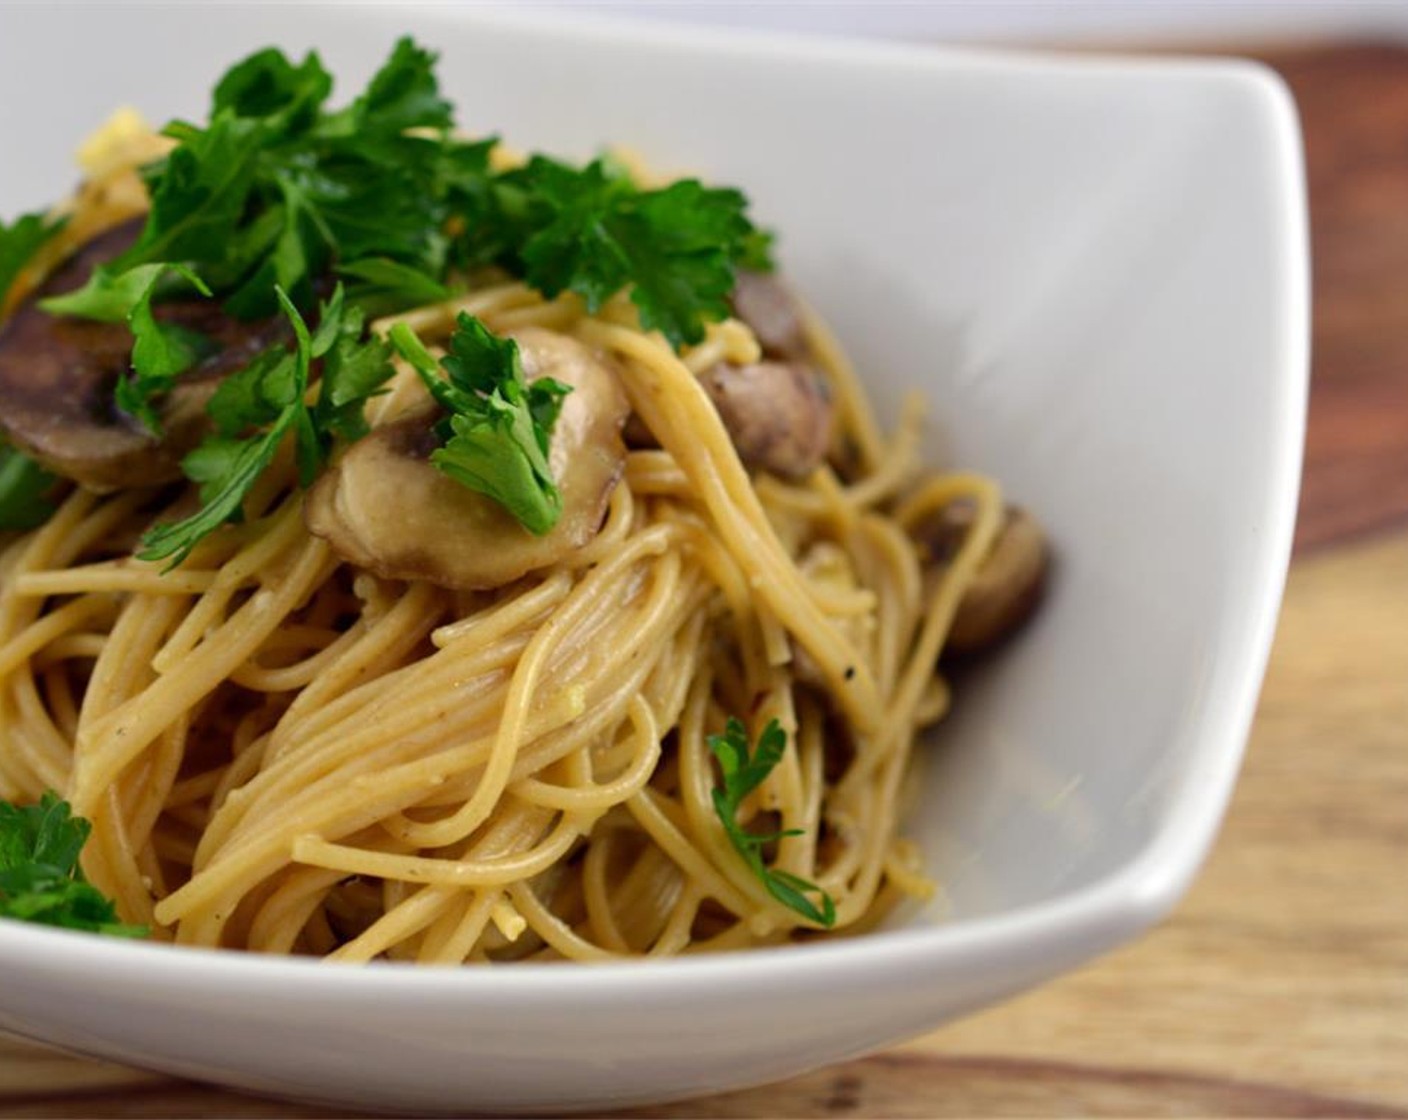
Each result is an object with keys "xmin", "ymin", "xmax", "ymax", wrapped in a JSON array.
[{"xmin": 0, "ymin": 4, "xmax": 1306, "ymax": 1114}]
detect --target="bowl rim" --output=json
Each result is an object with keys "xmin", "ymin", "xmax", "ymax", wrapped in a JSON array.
[{"xmin": 0, "ymin": 12, "xmax": 1310, "ymax": 1004}]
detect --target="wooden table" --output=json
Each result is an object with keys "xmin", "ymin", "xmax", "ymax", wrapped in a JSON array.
[{"xmin": 3, "ymin": 42, "xmax": 1407, "ymax": 1119}]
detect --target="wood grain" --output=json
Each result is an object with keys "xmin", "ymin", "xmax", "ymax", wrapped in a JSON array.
[
  {"xmin": 1272, "ymin": 44, "xmax": 1408, "ymax": 550},
  {"xmin": 3, "ymin": 41, "xmax": 1408, "ymax": 1119}
]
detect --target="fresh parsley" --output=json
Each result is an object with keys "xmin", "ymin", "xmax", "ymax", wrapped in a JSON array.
[
  {"xmin": 138, "ymin": 283, "xmax": 393, "ymax": 567},
  {"xmin": 0, "ymin": 444, "xmax": 60, "ymax": 532},
  {"xmin": 337, "ymin": 257, "xmax": 452, "ymax": 320},
  {"xmin": 388, "ymin": 314, "xmax": 570, "ymax": 536},
  {"xmin": 459, "ymin": 156, "xmax": 772, "ymax": 349},
  {"xmin": 0, "ymin": 792, "xmax": 147, "ymax": 937},
  {"xmin": 32, "ymin": 39, "xmax": 458, "ymax": 437},
  {"xmin": 35, "ymin": 35, "xmax": 771, "ymax": 440},
  {"xmin": 0, "ymin": 210, "xmax": 66, "ymax": 311},
  {"xmin": 117, "ymin": 37, "xmax": 457, "ymax": 319},
  {"xmin": 14, "ymin": 37, "xmax": 773, "ymax": 550},
  {"xmin": 709, "ymin": 717, "xmax": 836, "ymax": 928},
  {"xmin": 42, "ymin": 262, "xmax": 214, "ymax": 434}
]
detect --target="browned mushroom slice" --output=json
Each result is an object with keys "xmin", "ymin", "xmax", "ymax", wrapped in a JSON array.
[
  {"xmin": 920, "ymin": 503, "xmax": 1048, "ymax": 654},
  {"xmin": 624, "ymin": 273, "xmax": 820, "ymax": 459},
  {"xmin": 0, "ymin": 219, "xmax": 290, "ymax": 492},
  {"xmin": 305, "ymin": 328, "xmax": 630, "ymax": 590},
  {"xmin": 730, "ymin": 271, "xmax": 810, "ymax": 361},
  {"xmin": 698, "ymin": 360, "xmax": 834, "ymax": 480}
]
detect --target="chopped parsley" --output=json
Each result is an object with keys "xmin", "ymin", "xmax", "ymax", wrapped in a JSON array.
[
  {"xmin": 389, "ymin": 314, "xmax": 570, "ymax": 536},
  {"xmin": 138, "ymin": 284, "xmax": 393, "ymax": 567},
  {"xmin": 709, "ymin": 718, "xmax": 836, "ymax": 928},
  {"xmin": 0, "ymin": 792, "xmax": 147, "ymax": 938}
]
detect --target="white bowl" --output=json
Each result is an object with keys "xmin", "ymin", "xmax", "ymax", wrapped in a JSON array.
[{"xmin": 0, "ymin": 5, "xmax": 1306, "ymax": 1114}]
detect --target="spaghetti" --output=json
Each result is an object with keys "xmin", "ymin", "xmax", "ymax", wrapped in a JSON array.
[{"xmin": 0, "ymin": 108, "xmax": 1038, "ymax": 964}]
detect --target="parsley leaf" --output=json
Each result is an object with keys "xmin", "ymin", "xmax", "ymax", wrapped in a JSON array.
[
  {"xmin": 337, "ymin": 257, "xmax": 451, "ymax": 320},
  {"xmin": 466, "ymin": 156, "xmax": 772, "ymax": 349},
  {"xmin": 388, "ymin": 314, "xmax": 570, "ymax": 535},
  {"xmin": 0, "ymin": 210, "xmax": 67, "ymax": 311},
  {"xmin": 130, "ymin": 38, "xmax": 463, "ymax": 318},
  {"xmin": 42, "ymin": 263, "xmax": 214, "ymax": 434},
  {"xmin": 138, "ymin": 284, "xmax": 393, "ymax": 567},
  {"xmin": 0, "ymin": 444, "xmax": 60, "ymax": 532},
  {"xmin": 152, "ymin": 36, "xmax": 457, "ymax": 319},
  {"xmin": 0, "ymin": 792, "xmax": 147, "ymax": 938},
  {"xmin": 123, "ymin": 111, "xmax": 269, "ymax": 273},
  {"xmin": 709, "ymin": 717, "xmax": 836, "ymax": 928},
  {"xmin": 209, "ymin": 45, "xmax": 333, "ymax": 127},
  {"xmin": 309, "ymin": 290, "xmax": 395, "ymax": 447},
  {"xmin": 321, "ymin": 36, "xmax": 452, "ymax": 139},
  {"xmin": 140, "ymin": 428, "xmax": 289, "ymax": 568}
]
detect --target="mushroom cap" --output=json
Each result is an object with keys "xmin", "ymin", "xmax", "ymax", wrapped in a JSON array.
[
  {"xmin": 305, "ymin": 327, "xmax": 630, "ymax": 590},
  {"xmin": 730, "ymin": 271, "xmax": 809, "ymax": 361},
  {"xmin": 625, "ymin": 272, "xmax": 828, "ymax": 472},
  {"xmin": 0, "ymin": 219, "xmax": 289, "ymax": 492},
  {"xmin": 926, "ymin": 504, "xmax": 1048, "ymax": 654},
  {"xmin": 698, "ymin": 360, "xmax": 834, "ymax": 480}
]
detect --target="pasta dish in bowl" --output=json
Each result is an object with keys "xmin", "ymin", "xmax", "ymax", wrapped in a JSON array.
[
  {"xmin": 0, "ymin": 38, "xmax": 1043, "ymax": 963},
  {"xmin": 0, "ymin": 7, "xmax": 1304, "ymax": 1113}
]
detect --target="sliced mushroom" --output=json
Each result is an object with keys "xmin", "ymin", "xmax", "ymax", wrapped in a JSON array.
[
  {"xmin": 921, "ymin": 504, "xmax": 1048, "ymax": 654},
  {"xmin": 709, "ymin": 272, "xmax": 833, "ymax": 477},
  {"xmin": 730, "ymin": 271, "xmax": 810, "ymax": 362},
  {"xmin": 0, "ymin": 219, "xmax": 290, "ymax": 492},
  {"xmin": 698, "ymin": 360, "xmax": 834, "ymax": 480},
  {"xmin": 625, "ymin": 273, "xmax": 832, "ymax": 475},
  {"xmin": 305, "ymin": 327, "xmax": 630, "ymax": 590}
]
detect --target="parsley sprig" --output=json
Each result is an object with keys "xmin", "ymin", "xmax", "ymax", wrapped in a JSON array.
[
  {"xmin": 138, "ymin": 283, "xmax": 393, "ymax": 566},
  {"xmin": 709, "ymin": 718, "xmax": 836, "ymax": 928},
  {"xmin": 43, "ymin": 263, "xmax": 215, "ymax": 434},
  {"xmin": 389, "ymin": 314, "xmax": 570, "ymax": 536},
  {"xmin": 0, "ymin": 793, "xmax": 147, "ymax": 937},
  {"xmin": 459, "ymin": 156, "xmax": 772, "ymax": 348},
  {"xmin": 126, "ymin": 36, "xmax": 456, "ymax": 313}
]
